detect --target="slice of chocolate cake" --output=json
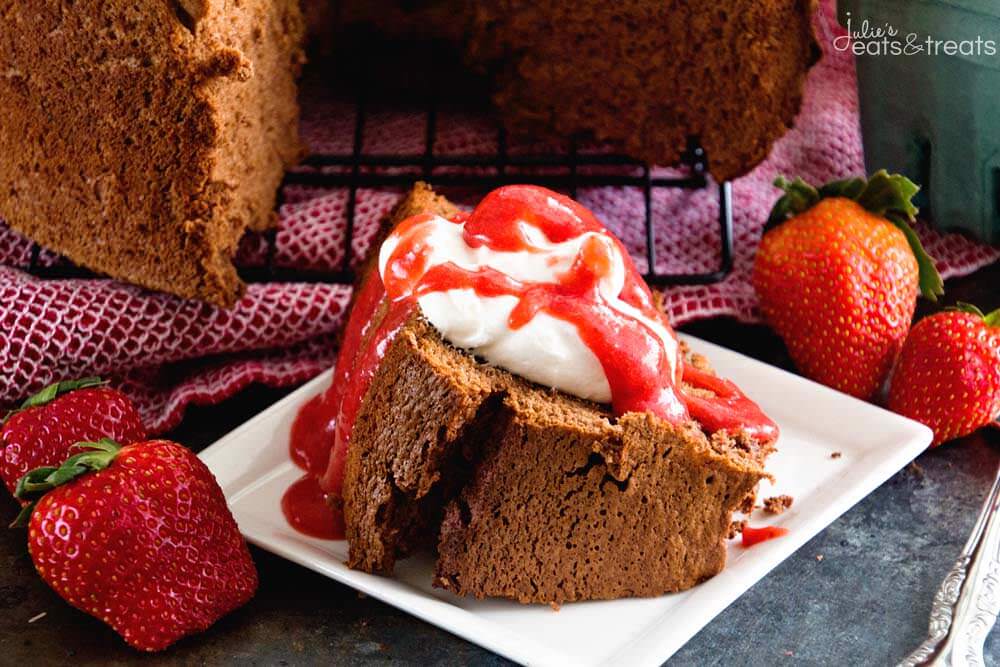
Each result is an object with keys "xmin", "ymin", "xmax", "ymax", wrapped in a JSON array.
[
  {"xmin": 291, "ymin": 183, "xmax": 777, "ymax": 605},
  {"xmin": 0, "ymin": 0, "xmax": 305, "ymax": 306},
  {"xmin": 344, "ymin": 312, "xmax": 771, "ymax": 602}
]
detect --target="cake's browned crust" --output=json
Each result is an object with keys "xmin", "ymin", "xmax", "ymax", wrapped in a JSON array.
[
  {"xmin": 0, "ymin": 0, "xmax": 305, "ymax": 306},
  {"xmin": 376, "ymin": 181, "xmax": 458, "ymax": 233},
  {"xmin": 341, "ymin": 184, "xmax": 773, "ymax": 604}
]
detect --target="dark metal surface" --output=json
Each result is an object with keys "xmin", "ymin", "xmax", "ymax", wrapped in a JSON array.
[{"xmin": 0, "ymin": 261, "xmax": 996, "ymax": 665}]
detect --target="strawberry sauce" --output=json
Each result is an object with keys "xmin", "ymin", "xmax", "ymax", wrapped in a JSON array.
[
  {"xmin": 281, "ymin": 474, "xmax": 344, "ymax": 540},
  {"xmin": 282, "ymin": 185, "xmax": 778, "ymax": 540},
  {"xmin": 289, "ymin": 393, "xmax": 336, "ymax": 474},
  {"xmin": 281, "ymin": 270, "xmax": 403, "ymax": 540},
  {"xmin": 681, "ymin": 365, "xmax": 779, "ymax": 442},
  {"xmin": 741, "ymin": 525, "xmax": 790, "ymax": 548}
]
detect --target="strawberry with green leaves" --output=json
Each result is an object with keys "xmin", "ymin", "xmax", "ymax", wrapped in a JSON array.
[
  {"xmin": 888, "ymin": 304, "xmax": 1000, "ymax": 446},
  {"xmin": 753, "ymin": 170, "xmax": 944, "ymax": 400},
  {"xmin": 1, "ymin": 378, "xmax": 146, "ymax": 498},
  {"xmin": 14, "ymin": 438, "xmax": 257, "ymax": 652}
]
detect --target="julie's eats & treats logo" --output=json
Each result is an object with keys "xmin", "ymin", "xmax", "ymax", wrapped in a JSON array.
[{"xmin": 829, "ymin": 11, "xmax": 998, "ymax": 57}]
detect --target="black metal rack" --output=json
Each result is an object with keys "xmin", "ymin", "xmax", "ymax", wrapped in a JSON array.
[
  {"xmin": 282, "ymin": 96, "xmax": 734, "ymax": 287},
  {"xmin": 22, "ymin": 99, "xmax": 734, "ymax": 288}
]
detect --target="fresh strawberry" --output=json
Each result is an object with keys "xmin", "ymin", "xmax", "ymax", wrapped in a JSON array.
[
  {"xmin": 13, "ymin": 438, "xmax": 257, "ymax": 651},
  {"xmin": 1, "ymin": 377, "xmax": 146, "ymax": 499},
  {"xmin": 888, "ymin": 304, "xmax": 1000, "ymax": 446},
  {"xmin": 753, "ymin": 170, "xmax": 943, "ymax": 400}
]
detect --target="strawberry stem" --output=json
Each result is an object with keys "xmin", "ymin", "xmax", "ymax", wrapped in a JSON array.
[
  {"xmin": 10, "ymin": 438, "xmax": 122, "ymax": 527},
  {"xmin": 887, "ymin": 214, "xmax": 945, "ymax": 303},
  {"xmin": 9, "ymin": 504, "xmax": 34, "ymax": 529},
  {"xmin": 3, "ymin": 377, "xmax": 107, "ymax": 425},
  {"xmin": 20, "ymin": 377, "xmax": 106, "ymax": 410},
  {"xmin": 952, "ymin": 302, "xmax": 986, "ymax": 317},
  {"xmin": 765, "ymin": 177, "xmax": 819, "ymax": 230},
  {"xmin": 952, "ymin": 302, "xmax": 1000, "ymax": 327},
  {"xmin": 766, "ymin": 170, "xmax": 943, "ymax": 302}
]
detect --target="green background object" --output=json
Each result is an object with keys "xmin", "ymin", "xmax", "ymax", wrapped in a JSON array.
[{"xmin": 838, "ymin": 0, "xmax": 1000, "ymax": 244}]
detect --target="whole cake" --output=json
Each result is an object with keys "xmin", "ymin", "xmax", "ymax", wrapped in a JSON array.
[
  {"xmin": 283, "ymin": 183, "xmax": 779, "ymax": 604},
  {"xmin": 0, "ymin": 0, "xmax": 305, "ymax": 306}
]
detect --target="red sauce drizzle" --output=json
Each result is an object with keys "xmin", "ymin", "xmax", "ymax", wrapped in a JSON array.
[
  {"xmin": 410, "ymin": 260, "xmax": 685, "ymax": 419},
  {"xmin": 681, "ymin": 365, "xmax": 779, "ymax": 443},
  {"xmin": 741, "ymin": 525, "xmax": 790, "ymax": 548},
  {"xmin": 282, "ymin": 185, "xmax": 778, "ymax": 539},
  {"xmin": 281, "ymin": 475, "xmax": 345, "ymax": 540},
  {"xmin": 281, "ymin": 270, "xmax": 406, "ymax": 540},
  {"xmin": 462, "ymin": 186, "xmax": 658, "ymax": 312},
  {"xmin": 289, "ymin": 393, "xmax": 337, "ymax": 474}
]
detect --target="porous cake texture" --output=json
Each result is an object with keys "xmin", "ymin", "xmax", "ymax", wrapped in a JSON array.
[{"xmin": 0, "ymin": 0, "xmax": 305, "ymax": 306}]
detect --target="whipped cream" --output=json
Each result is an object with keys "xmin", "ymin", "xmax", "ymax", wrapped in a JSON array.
[{"xmin": 377, "ymin": 214, "xmax": 679, "ymax": 404}]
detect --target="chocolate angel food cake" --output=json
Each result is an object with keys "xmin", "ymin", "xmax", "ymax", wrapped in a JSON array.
[
  {"xmin": 0, "ymin": 0, "xmax": 305, "ymax": 307},
  {"xmin": 283, "ymin": 183, "xmax": 779, "ymax": 605}
]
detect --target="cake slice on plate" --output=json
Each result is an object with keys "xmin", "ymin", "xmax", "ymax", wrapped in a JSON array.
[
  {"xmin": 0, "ymin": 0, "xmax": 305, "ymax": 306},
  {"xmin": 287, "ymin": 182, "xmax": 779, "ymax": 605}
]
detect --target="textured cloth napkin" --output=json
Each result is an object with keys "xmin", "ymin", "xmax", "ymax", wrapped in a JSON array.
[{"xmin": 1, "ymin": 0, "xmax": 997, "ymax": 432}]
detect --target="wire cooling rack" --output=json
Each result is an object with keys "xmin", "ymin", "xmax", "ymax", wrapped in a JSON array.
[
  {"xmin": 22, "ymin": 98, "xmax": 734, "ymax": 288},
  {"xmin": 281, "ymin": 99, "xmax": 734, "ymax": 288}
]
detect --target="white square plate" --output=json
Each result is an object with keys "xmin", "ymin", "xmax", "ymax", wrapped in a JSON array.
[{"xmin": 199, "ymin": 335, "xmax": 932, "ymax": 666}]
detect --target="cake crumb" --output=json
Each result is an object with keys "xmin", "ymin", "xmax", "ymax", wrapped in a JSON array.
[
  {"xmin": 830, "ymin": 451, "xmax": 842, "ymax": 459},
  {"xmin": 784, "ymin": 650, "xmax": 795, "ymax": 657},
  {"xmin": 763, "ymin": 495, "xmax": 794, "ymax": 515},
  {"xmin": 815, "ymin": 554, "xmax": 824, "ymax": 562},
  {"xmin": 727, "ymin": 519, "xmax": 748, "ymax": 539},
  {"xmin": 908, "ymin": 461, "xmax": 925, "ymax": 479}
]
